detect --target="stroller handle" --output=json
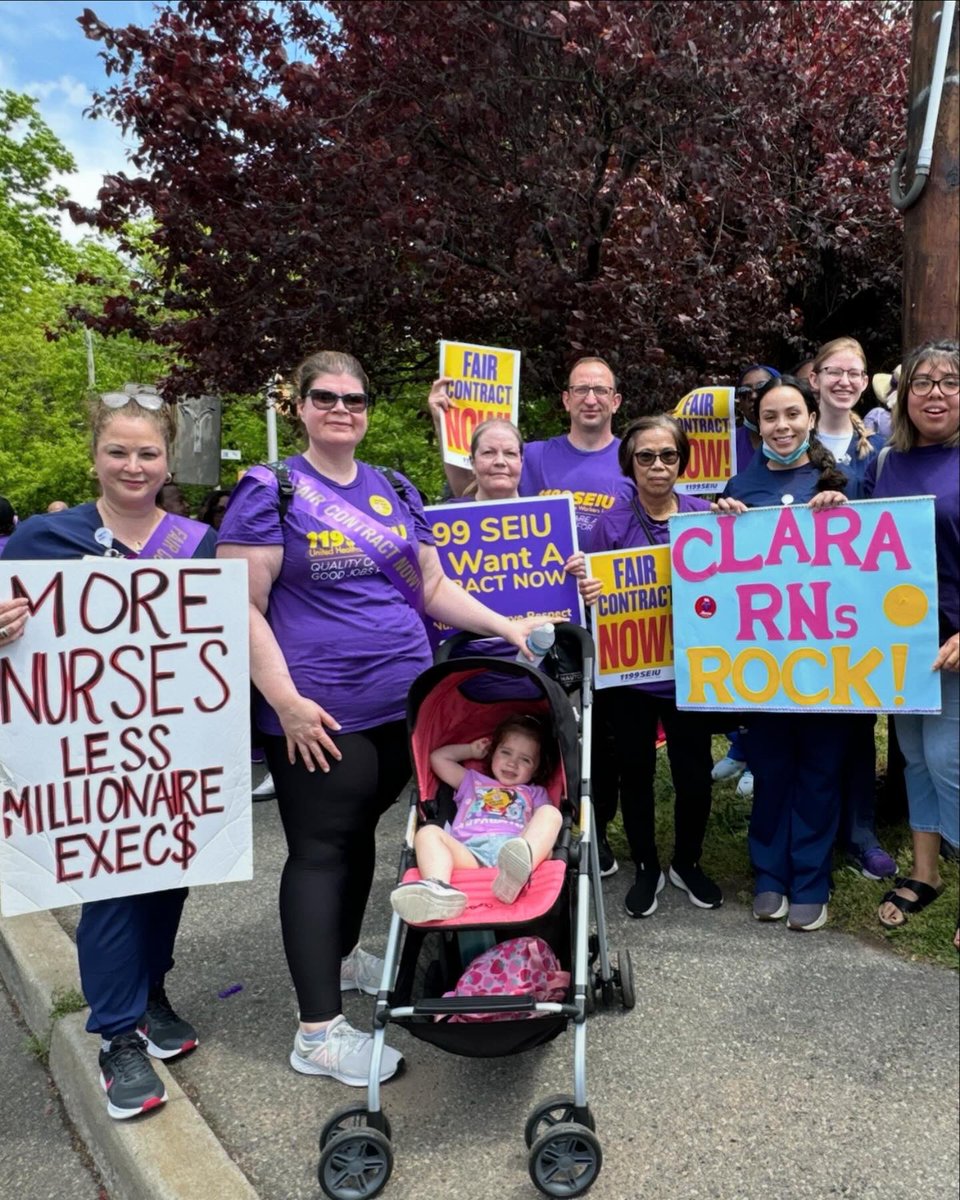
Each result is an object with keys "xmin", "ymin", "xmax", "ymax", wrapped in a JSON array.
[{"xmin": 434, "ymin": 621, "xmax": 596, "ymax": 665}]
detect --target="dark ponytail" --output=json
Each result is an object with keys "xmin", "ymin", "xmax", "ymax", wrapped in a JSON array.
[{"xmin": 806, "ymin": 434, "xmax": 850, "ymax": 494}]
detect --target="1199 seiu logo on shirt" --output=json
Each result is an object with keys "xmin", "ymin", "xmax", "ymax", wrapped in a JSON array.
[{"xmin": 304, "ymin": 501, "xmax": 409, "ymax": 584}]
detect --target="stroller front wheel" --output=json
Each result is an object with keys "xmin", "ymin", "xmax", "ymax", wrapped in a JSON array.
[
  {"xmin": 318, "ymin": 1127, "xmax": 393, "ymax": 1200},
  {"xmin": 528, "ymin": 1121, "xmax": 602, "ymax": 1197}
]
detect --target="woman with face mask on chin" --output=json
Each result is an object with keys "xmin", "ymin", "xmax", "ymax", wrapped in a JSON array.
[{"xmin": 716, "ymin": 377, "xmax": 854, "ymax": 931}]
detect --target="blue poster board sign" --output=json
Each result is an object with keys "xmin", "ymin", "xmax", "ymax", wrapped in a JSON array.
[{"xmin": 670, "ymin": 497, "xmax": 941, "ymax": 713}]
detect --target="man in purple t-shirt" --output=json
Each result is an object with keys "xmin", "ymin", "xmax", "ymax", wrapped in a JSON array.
[
  {"xmin": 430, "ymin": 356, "xmax": 624, "ymax": 535},
  {"xmin": 429, "ymin": 356, "xmax": 625, "ymax": 873}
]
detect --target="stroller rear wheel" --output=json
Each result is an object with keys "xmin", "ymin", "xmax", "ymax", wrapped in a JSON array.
[
  {"xmin": 318, "ymin": 1127, "xmax": 393, "ymax": 1200},
  {"xmin": 319, "ymin": 1103, "xmax": 393, "ymax": 1151},
  {"xmin": 524, "ymin": 1094, "xmax": 596, "ymax": 1147},
  {"xmin": 528, "ymin": 1121, "xmax": 602, "ymax": 1197},
  {"xmin": 617, "ymin": 948, "xmax": 636, "ymax": 1010}
]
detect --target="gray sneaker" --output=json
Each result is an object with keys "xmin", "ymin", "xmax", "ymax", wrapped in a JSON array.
[
  {"xmin": 339, "ymin": 945, "xmax": 384, "ymax": 995},
  {"xmin": 389, "ymin": 879, "xmax": 467, "ymax": 924},
  {"xmin": 290, "ymin": 1016, "xmax": 403, "ymax": 1086},
  {"xmin": 787, "ymin": 902, "xmax": 828, "ymax": 931},
  {"xmin": 492, "ymin": 837, "xmax": 533, "ymax": 904},
  {"xmin": 752, "ymin": 892, "xmax": 788, "ymax": 921}
]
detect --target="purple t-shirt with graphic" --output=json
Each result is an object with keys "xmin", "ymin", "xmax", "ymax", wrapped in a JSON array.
[
  {"xmin": 450, "ymin": 769, "xmax": 550, "ymax": 841},
  {"xmin": 217, "ymin": 456, "xmax": 435, "ymax": 736},
  {"xmin": 864, "ymin": 444, "xmax": 959, "ymax": 642},
  {"xmin": 520, "ymin": 435, "xmax": 624, "ymax": 536},
  {"xmin": 585, "ymin": 487, "xmax": 711, "ymax": 697}
]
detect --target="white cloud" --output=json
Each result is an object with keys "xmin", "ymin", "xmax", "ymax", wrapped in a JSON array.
[{"xmin": 1, "ymin": 1, "xmax": 152, "ymax": 239}]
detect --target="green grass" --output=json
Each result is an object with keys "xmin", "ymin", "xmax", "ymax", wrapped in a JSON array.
[
  {"xmin": 25, "ymin": 986, "xmax": 88, "ymax": 1065},
  {"xmin": 605, "ymin": 730, "xmax": 959, "ymax": 970}
]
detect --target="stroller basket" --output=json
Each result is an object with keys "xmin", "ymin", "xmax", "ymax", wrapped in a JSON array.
[{"xmin": 388, "ymin": 878, "xmax": 574, "ymax": 1058}]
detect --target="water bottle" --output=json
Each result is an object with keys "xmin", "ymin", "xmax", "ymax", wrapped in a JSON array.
[{"xmin": 517, "ymin": 622, "xmax": 556, "ymax": 668}]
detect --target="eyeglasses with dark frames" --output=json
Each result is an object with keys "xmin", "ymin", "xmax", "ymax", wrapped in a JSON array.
[
  {"xmin": 303, "ymin": 389, "xmax": 371, "ymax": 412},
  {"xmin": 909, "ymin": 375, "xmax": 960, "ymax": 397}
]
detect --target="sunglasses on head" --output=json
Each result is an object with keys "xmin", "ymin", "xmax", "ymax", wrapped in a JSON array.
[
  {"xmin": 101, "ymin": 388, "xmax": 164, "ymax": 411},
  {"xmin": 303, "ymin": 389, "xmax": 371, "ymax": 412}
]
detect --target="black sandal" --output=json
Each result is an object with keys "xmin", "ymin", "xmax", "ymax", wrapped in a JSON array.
[{"xmin": 878, "ymin": 876, "xmax": 944, "ymax": 929}]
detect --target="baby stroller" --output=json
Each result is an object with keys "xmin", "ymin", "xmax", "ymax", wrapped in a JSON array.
[{"xmin": 316, "ymin": 624, "xmax": 634, "ymax": 1200}]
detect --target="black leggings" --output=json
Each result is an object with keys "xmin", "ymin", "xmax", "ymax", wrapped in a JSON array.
[
  {"xmin": 264, "ymin": 720, "xmax": 410, "ymax": 1022},
  {"xmin": 608, "ymin": 689, "xmax": 714, "ymax": 869}
]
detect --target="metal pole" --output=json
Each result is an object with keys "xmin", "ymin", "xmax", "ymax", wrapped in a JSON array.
[
  {"xmin": 902, "ymin": 0, "xmax": 960, "ymax": 349},
  {"xmin": 84, "ymin": 329, "xmax": 95, "ymax": 389},
  {"xmin": 265, "ymin": 378, "xmax": 278, "ymax": 462}
]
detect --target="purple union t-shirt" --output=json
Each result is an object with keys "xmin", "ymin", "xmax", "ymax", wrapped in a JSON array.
[
  {"xmin": 520, "ymin": 435, "xmax": 624, "ymax": 536},
  {"xmin": 585, "ymin": 486, "xmax": 712, "ymax": 697},
  {"xmin": 218, "ymin": 456, "xmax": 435, "ymax": 736}
]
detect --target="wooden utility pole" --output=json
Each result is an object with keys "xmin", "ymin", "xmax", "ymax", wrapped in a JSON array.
[{"xmin": 900, "ymin": 0, "xmax": 959, "ymax": 350}]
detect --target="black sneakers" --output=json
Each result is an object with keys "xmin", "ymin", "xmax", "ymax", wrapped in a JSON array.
[
  {"xmin": 99, "ymin": 1032, "xmax": 167, "ymax": 1120},
  {"xmin": 668, "ymin": 863, "xmax": 723, "ymax": 909},
  {"xmin": 624, "ymin": 863, "xmax": 665, "ymax": 918},
  {"xmin": 137, "ymin": 986, "xmax": 199, "ymax": 1059},
  {"xmin": 597, "ymin": 832, "xmax": 619, "ymax": 878}
]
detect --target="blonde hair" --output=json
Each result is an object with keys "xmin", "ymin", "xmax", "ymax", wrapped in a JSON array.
[
  {"xmin": 469, "ymin": 418, "xmax": 523, "ymax": 459},
  {"xmin": 812, "ymin": 337, "xmax": 874, "ymax": 459},
  {"xmin": 889, "ymin": 340, "xmax": 960, "ymax": 451},
  {"xmin": 91, "ymin": 398, "xmax": 177, "ymax": 457}
]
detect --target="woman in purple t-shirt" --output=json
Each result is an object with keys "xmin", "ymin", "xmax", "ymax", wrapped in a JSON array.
[
  {"xmin": 217, "ymin": 351, "xmax": 543, "ymax": 1087},
  {"xmin": 579, "ymin": 416, "xmax": 722, "ymax": 921},
  {"xmin": 864, "ymin": 340, "xmax": 959, "ymax": 936}
]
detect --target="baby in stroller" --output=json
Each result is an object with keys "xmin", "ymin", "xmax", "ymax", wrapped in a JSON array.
[{"xmin": 390, "ymin": 715, "xmax": 563, "ymax": 923}]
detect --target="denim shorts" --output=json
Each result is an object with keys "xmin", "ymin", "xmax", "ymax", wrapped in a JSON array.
[
  {"xmin": 895, "ymin": 668, "xmax": 959, "ymax": 848},
  {"xmin": 459, "ymin": 833, "xmax": 511, "ymax": 868}
]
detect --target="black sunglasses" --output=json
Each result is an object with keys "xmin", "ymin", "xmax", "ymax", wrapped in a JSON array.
[
  {"xmin": 634, "ymin": 449, "xmax": 680, "ymax": 466},
  {"xmin": 303, "ymin": 389, "xmax": 371, "ymax": 413}
]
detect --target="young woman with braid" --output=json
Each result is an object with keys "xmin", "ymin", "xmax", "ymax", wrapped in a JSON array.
[{"xmin": 809, "ymin": 338, "xmax": 896, "ymax": 884}]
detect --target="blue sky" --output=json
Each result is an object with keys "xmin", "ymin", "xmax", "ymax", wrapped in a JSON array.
[{"xmin": 0, "ymin": 1, "xmax": 168, "ymax": 237}]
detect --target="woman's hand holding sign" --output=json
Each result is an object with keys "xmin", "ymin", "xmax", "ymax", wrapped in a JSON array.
[
  {"xmin": 933, "ymin": 632, "xmax": 959, "ymax": 673},
  {"xmin": 0, "ymin": 596, "xmax": 29, "ymax": 645}
]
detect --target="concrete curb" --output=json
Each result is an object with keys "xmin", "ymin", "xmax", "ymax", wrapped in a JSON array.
[{"xmin": 0, "ymin": 911, "xmax": 260, "ymax": 1200}]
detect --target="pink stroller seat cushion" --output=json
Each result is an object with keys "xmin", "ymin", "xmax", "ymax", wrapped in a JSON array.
[{"xmin": 399, "ymin": 858, "xmax": 566, "ymax": 926}]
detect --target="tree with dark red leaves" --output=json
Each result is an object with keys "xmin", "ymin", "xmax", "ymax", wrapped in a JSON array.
[{"xmin": 70, "ymin": 0, "xmax": 908, "ymax": 418}]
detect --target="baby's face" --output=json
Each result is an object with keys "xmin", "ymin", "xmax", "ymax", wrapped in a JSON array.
[{"xmin": 491, "ymin": 733, "xmax": 540, "ymax": 787}]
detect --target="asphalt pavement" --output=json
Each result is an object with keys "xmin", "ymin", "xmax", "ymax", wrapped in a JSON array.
[{"xmin": 1, "ymin": 786, "xmax": 958, "ymax": 1200}]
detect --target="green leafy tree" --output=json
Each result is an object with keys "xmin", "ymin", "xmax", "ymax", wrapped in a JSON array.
[{"xmin": 0, "ymin": 91, "xmax": 161, "ymax": 517}]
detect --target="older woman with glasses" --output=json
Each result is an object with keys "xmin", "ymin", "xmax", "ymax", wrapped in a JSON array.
[
  {"xmin": 864, "ymin": 340, "xmax": 960, "ymax": 935},
  {"xmin": 578, "ymin": 415, "xmax": 722, "ymax": 919},
  {"xmin": 217, "ymin": 350, "xmax": 543, "ymax": 1088}
]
